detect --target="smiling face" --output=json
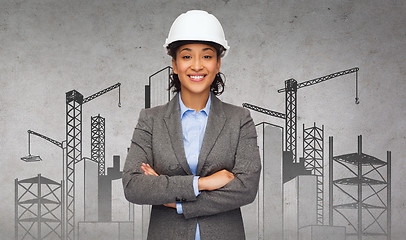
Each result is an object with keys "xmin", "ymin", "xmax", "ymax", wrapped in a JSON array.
[{"xmin": 172, "ymin": 43, "xmax": 221, "ymax": 98}]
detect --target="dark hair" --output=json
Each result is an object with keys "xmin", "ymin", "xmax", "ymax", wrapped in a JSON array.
[{"xmin": 167, "ymin": 40, "xmax": 226, "ymax": 96}]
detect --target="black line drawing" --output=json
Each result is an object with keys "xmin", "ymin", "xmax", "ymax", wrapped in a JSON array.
[
  {"xmin": 276, "ymin": 67, "xmax": 359, "ymax": 163},
  {"xmin": 91, "ymin": 115, "xmax": 106, "ymax": 176},
  {"xmin": 21, "ymin": 130, "xmax": 65, "ymax": 162},
  {"xmin": 303, "ymin": 123, "xmax": 325, "ymax": 225},
  {"xmin": 80, "ymin": 113, "xmax": 134, "ymax": 240},
  {"xmin": 139, "ymin": 66, "xmax": 174, "ymax": 240},
  {"xmin": 15, "ymin": 174, "xmax": 63, "ymax": 240},
  {"xmin": 15, "ymin": 62, "xmax": 394, "ymax": 240},
  {"xmin": 242, "ymin": 103, "xmax": 310, "ymax": 183},
  {"xmin": 65, "ymin": 83, "xmax": 121, "ymax": 240},
  {"xmin": 329, "ymin": 135, "xmax": 391, "ymax": 240},
  {"xmin": 98, "ymin": 155, "xmax": 123, "ymax": 222},
  {"xmin": 242, "ymin": 67, "xmax": 359, "ymax": 184},
  {"xmin": 144, "ymin": 66, "xmax": 172, "ymax": 109},
  {"xmin": 132, "ymin": 65, "xmax": 394, "ymax": 240},
  {"xmin": 241, "ymin": 67, "xmax": 390, "ymax": 240},
  {"xmin": 252, "ymin": 122, "xmax": 284, "ymax": 239},
  {"xmin": 17, "ymin": 84, "xmax": 121, "ymax": 240},
  {"xmin": 19, "ymin": 130, "xmax": 66, "ymax": 240}
]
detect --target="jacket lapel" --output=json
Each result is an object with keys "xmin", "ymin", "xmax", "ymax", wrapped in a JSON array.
[
  {"xmin": 196, "ymin": 95, "xmax": 226, "ymax": 176},
  {"xmin": 163, "ymin": 93, "xmax": 193, "ymax": 175}
]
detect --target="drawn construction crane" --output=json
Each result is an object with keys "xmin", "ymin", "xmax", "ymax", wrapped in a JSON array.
[
  {"xmin": 243, "ymin": 67, "xmax": 359, "ymax": 227},
  {"xmin": 277, "ymin": 67, "xmax": 359, "ymax": 163},
  {"xmin": 20, "ymin": 130, "xmax": 66, "ymax": 239},
  {"xmin": 65, "ymin": 83, "xmax": 121, "ymax": 240},
  {"xmin": 244, "ymin": 67, "xmax": 359, "ymax": 163},
  {"xmin": 241, "ymin": 103, "xmax": 286, "ymax": 120},
  {"xmin": 21, "ymin": 130, "xmax": 65, "ymax": 162}
]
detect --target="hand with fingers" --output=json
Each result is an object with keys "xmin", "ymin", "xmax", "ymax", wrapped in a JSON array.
[
  {"xmin": 140, "ymin": 163, "xmax": 176, "ymax": 208},
  {"xmin": 141, "ymin": 163, "xmax": 159, "ymax": 176},
  {"xmin": 198, "ymin": 169, "xmax": 235, "ymax": 191},
  {"xmin": 140, "ymin": 162, "xmax": 235, "ymax": 206}
]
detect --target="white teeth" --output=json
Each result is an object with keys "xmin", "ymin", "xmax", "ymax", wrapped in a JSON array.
[{"xmin": 190, "ymin": 75, "xmax": 204, "ymax": 80}]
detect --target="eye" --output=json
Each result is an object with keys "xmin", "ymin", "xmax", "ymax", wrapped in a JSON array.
[
  {"xmin": 203, "ymin": 55, "xmax": 213, "ymax": 59},
  {"xmin": 182, "ymin": 55, "xmax": 191, "ymax": 59}
]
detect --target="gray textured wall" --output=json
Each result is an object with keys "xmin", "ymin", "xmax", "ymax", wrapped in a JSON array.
[{"xmin": 1, "ymin": 0, "xmax": 405, "ymax": 239}]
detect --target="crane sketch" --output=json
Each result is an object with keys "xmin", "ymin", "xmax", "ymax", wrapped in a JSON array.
[
  {"xmin": 2, "ymin": 1, "xmax": 404, "ymax": 240},
  {"xmin": 13, "ymin": 63, "xmax": 394, "ymax": 240}
]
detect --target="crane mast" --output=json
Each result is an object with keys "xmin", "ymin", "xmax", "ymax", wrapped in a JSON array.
[
  {"xmin": 65, "ymin": 83, "xmax": 120, "ymax": 240},
  {"xmin": 91, "ymin": 114, "xmax": 106, "ymax": 176},
  {"xmin": 243, "ymin": 68, "xmax": 359, "ymax": 226},
  {"xmin": 284, "ymin": 79, "xmax": 299, "ymax": 162}
]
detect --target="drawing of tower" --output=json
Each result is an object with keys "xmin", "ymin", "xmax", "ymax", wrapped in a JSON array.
[
  {"xmin": 91, "ymin": 115, "xmax": 106, "ymax": 176},
  {"xmin": 303, "ymin": 123, "xmax": 325, "ymax": 225},
  {"xmin": 80, "ymin": 111, "xmax": 134, "ymax": 240},
  {"xmin": 15, "ymin": 174, "xmax": 63, "ymax": 240},
  {"xmin": 144, "ymin": 66, "xmax": 173, "ymax": 109},
  {"xmin": 242, "ymin": 122, "xmax": 284, "ymax": 239},
  {"xmin": 329, "ymin": 135, "xmax": 391, "ymax": 239}
]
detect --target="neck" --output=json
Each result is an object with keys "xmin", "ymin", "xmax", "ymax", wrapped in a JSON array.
[{"xmin": 180, "ymin": 90, "xmax": 210, "ymax": 111}]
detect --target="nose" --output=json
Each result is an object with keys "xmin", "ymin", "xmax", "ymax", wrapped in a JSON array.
[{"xmin": 191, "ymin": 58, "xmax": 203, "ymax": 71}]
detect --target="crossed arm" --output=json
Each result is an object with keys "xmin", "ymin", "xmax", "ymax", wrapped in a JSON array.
[
  {"xmin": 140, "ymin": 162, "xmax": 235, "ymax": 208},
  {"xmin": 123, "ymin": 108, "xmax": 261, "ymax": 218}
]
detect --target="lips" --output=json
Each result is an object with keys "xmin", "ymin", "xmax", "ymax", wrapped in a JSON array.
[{"xmin": 188, "ymin": 74, "xmax": 206, "ymax": 82}]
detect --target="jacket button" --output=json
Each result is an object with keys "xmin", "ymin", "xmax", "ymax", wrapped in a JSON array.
[{"xmin": 182, "ymin": 198, "xmax": 186, "ymax": 201}]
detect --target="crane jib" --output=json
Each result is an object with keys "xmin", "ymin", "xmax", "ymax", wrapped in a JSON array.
[
  {"xmin": 277, "ymin": 67, "xmax": 359, "ymax": 93},
  {"xmin": 83, "ymin": 83, "xmax": 121, "ymax": 104}
]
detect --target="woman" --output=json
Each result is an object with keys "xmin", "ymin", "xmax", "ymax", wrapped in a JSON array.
[{"xmin": 123, "ymin": 10, "xmax": 261, "ymax": 240}]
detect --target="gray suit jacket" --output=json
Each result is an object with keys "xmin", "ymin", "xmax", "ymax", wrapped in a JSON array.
[{"xmin": 123, "ymin": 93, "xmax": 261, "ymax": 240}]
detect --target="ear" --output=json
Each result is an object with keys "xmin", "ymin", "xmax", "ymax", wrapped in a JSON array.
[
  {"xmin": 216, "ymin": 58, "xmax": 221, "ymax": 74},
  {"xmin": 172, "ymin": 58, "xmax": 178, "ymax": 74}
]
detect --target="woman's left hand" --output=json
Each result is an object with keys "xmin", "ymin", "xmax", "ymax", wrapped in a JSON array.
[
  {"xmin": 163, "ymin": 203, "xmax": 176, "ymax": 208},
  {"xmin": 140, "ymin": 163, "xmax": 176, "ymax": 209},
  {"xmin": 141, "ymin": 163, "xmax": 159, "ymax": 176}
]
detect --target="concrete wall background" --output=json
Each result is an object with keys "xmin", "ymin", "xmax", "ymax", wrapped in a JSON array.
[{"xmin": 1, "ymin": 0, "xmax": 405, "ymax": 239}]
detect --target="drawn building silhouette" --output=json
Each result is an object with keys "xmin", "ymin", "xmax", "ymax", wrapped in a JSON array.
[
  {"xmin": 284, "ymin": 174, "xmax": 318, "ymax": 240},
  {"xmin": 137, "ymin": 66, "xmax": 173, "ymax": 240},
  {"xmin": 17, "ymin": 84, "xmax": 121, "ymax": 240},
  {"xmin": 144, "ymin": 66, "xmax": 173, "ymax": 109},
  {"xmin": 79, "ymin": 113, "xmax": 134, "ymax": 240},
  {"xmin": 135, "ymin": 65, "xmax": 394, "ymax": 240},
  {"xmin": 80, "ymin": 154, "xmax": 134, "ymax": 240},
  {"xmin": 241, "ymin": 122, "xmax": 284, "ymax": 239},
  {"xmin": 65, "ymin": 83, "xmax": 121, "ymax": 240}
]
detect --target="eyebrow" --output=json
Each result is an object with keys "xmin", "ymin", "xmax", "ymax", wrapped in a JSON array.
[
  {"xmin": 202, "ymin": 48, "xmax": 214, "ymax": 52},
  {"xmin": 178, "ymin": 47, "xmax": 215, "ymax": 53}
]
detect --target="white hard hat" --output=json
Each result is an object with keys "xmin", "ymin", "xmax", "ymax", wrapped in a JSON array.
[{"xmin": 164, "ymin": 10, "xmax": 230, "ymax": 57}]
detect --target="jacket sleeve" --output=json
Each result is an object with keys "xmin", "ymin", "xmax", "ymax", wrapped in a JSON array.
[
  {"xmin": 122, "ymin": 109, "xmax": 197, "ymax": 205},
  {"xmin": 181, "ymin": 109, "xmax": 261, "ymax": 219}
]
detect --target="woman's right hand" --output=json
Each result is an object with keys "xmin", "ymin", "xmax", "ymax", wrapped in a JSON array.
[{"xmin": 198, "ymin": 169, "xmax": 234, "ymax": 191}]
